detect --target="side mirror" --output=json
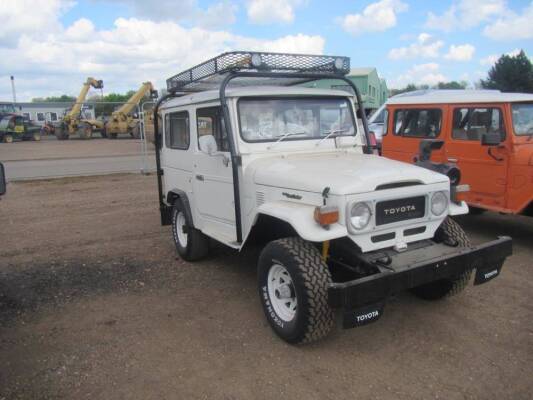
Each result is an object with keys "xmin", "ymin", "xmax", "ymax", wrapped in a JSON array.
[
  {"xmin": 481, "ymin": 132, "xmax": 501, "ymax": 146},
  {"xmin": 0, "ymin": 163, "xmax": 6, "ymax": 196},
  {"xmin": 418, "ymin": 139, "xmax": 444, "ymax": 162}
]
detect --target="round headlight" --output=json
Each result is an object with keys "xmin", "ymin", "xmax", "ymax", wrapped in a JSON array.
[
  {"xmin": 334, "ymin": 58, "xmax": 345, "ymax": 70},
  {"xmin": 251, "ymin": 53, "xmax": 263, "ymax": 68},
  {"xmin": 350, "ymin": 202, "xmax": 372, "ymax": 230},
  {"xmin": 431, "ymin": 191, "xmax": 448, "ymax": 216}
]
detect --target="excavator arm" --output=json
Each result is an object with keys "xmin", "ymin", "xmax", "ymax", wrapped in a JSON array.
[
  {"xmin": 111, "ymin": 82, "xmax": 157, "ymax": 121},
  {"xmin": 65, "ymin": 77, "xmax": 104, "ymax": 121}
]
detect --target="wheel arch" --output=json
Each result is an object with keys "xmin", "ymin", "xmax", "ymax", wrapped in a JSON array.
[
  {"xmin": 167, "ymin": 189, "xmax": 195, "ymax": 227},
  {"xmin": 242, "ymin": 201, "xmax": 348, "ymax": 248}
]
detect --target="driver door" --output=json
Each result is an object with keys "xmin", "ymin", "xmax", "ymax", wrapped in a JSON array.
[{"xmin": 192, "ymin": 106, "xmax": 236, "ymax": 242}]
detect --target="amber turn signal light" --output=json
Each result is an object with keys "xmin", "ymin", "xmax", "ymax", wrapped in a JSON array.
[{"xmin": 314, "ymin": 206, "xmax": 339, "ymax": 226}]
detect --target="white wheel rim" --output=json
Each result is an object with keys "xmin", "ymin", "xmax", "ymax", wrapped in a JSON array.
[
  {"xmin": 176, "ymin": 211, "xmax": 188, "ymax": 248},
  {"xmin": 267, "ymin": 264, "xmax": 297, "ymax": 322}
]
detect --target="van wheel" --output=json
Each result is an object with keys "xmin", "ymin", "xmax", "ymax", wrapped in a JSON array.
[
  {"xmin": 3, "ymin": 135, "xmax": 13, "ymax": 143},
  {"xmin": 411, "ymin": 218, "xmax": 473, "ymax": 300},
  {"xmin": 172, "ymin": 199, "xmax": 209, "ymax": 261},
  {"xmin": 258, "ymin": 237, "xmax": 334, "ymax": 344}
]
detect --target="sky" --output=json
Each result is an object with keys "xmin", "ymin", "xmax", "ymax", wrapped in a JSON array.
[{"xmin": 0, "ymin": 0, "xmax": 532, "ymax": 101}]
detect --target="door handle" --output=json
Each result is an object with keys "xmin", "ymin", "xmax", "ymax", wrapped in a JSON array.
[
  {"xmin": 487, "ymin": 147, "xmax": 504, "ymax": 162},
  {"xmin": 447, "ymin": 158, "xmax": 458, "ymax": 163},
  {"xmin": 195, "ymin": 174, "xmax": 204, "ymax": 181}
]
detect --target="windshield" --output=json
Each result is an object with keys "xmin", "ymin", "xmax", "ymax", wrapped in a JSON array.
[
  {"xmin": 511, "ymin": 103, "xmax": 533, "ymax": 136},
  {"xmin": 238, "ymin": 97, "xmax": 356, "ymax": 143}
]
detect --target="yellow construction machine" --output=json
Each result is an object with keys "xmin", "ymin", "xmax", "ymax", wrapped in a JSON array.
[
  {"xmin": 55, "ymin": 77, "xmax": 104, "ymax": 140},
  {"xmin": 104, "ymin": 82, "xmax": 158, "ymax": 139}
]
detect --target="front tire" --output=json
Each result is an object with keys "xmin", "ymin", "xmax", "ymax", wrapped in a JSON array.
[
  {"xmin": 258, "ymin": 237, "xmax": 334, "ymax": 344},
  {"xmin": 411, "ymin": 218, "xmax": 472, "ymax": 300},
  {"xmin": 3, "ymin": 134, "xmax": 13, "ymax": 143},
  {"xmin": 172, "ymin": 199, "xmax": 209, "ymax": 261}
]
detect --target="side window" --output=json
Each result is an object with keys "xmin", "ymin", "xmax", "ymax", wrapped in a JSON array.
[
  {"xmin": 452, "ymin": 107, "xmax": 504, "ymax": 141},
  {"xmin": 165, "ymin": 111, "xmax": 190, "ymax": 150},
  {"xmin": 196, "ymin": 107, "xmax": 229, "ymax": 152},
  {"xmin": 36, "ymin": 112, "xmax": 45, "ymax": 122},
  {"xmin": 382, "ymin": 109, "xmax": 389, "ymax": 135},
  {"xmin": 394, "ymin": 108, "xmax": 442, "ymax": 138}
]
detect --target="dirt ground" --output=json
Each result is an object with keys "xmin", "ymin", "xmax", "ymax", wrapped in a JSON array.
[{"xmin": 0, "ymin": 174, "xmax": 531, "ymax": 400}]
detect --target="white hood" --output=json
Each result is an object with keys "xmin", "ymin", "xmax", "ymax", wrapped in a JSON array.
[{"xmin": 249, "ymin": 152, "xmax": 447, "ymax": 195}]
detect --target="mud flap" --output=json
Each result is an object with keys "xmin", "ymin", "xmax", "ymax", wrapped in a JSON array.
[
  {"xmin": 474, "ymin": 261, "xmax": 503, "ymax": 285},
  {"xmin": 343, "ymin": 302, "xmax": 385, "ymax": 329}
]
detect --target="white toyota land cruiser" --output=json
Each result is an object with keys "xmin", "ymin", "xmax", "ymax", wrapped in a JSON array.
[{"xmin": 153, "ymin": 52, "xmax": 512, "ymax": 344}]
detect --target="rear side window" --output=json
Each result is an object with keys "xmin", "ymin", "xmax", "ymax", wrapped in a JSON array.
[
  {"xmin": 165, "ymin": 111, "xmax": 190, "ymax": 150},
  {"xmin": 393, "ymin": 109, "xmax": 442, "ymax": 138},
  {"xmin": 452, "ymin": 108, "xmax": 504, "ymax": 141}
]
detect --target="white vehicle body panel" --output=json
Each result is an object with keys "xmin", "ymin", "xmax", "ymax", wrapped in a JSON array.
[{"xmin": 159, "ymin": 86, "xmax": 467, "ymax": 254}]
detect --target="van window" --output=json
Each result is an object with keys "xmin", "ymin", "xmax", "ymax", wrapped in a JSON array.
[
  {"xmin": 394, "ymin": 109, "xmax": 442, "ymax": 137},
  {"xmin": 165, "ymin": 111, "xmax": 190, "ymax": 150},
  {"xmin": 452, "ymin": 108, "xmax": 504, "ymax": 141},
  {"xmin": 197, "ymin": 107, "xmax": 229, "ymax": 152},
  {"xmin": 511, "ymin": 103, "xmax": 533, "ymax": 136}
]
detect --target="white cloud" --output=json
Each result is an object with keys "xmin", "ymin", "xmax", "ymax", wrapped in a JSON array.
[
  {"xmin": 246, "ymin": 0, "xmax": 305, "ymax": 25},
  {"xmin": 388, "ymin": 33, "xmax": 444, "ymax": 60},
  {"xmin": 444, "ymin": 44, "xmax": 475, "ymax": 61},
  {"xmin": 0, "ymin": 0, "xmax": 73, "ymax": 46},
  {"xmin": 102, "ymin": 0, "xmax": 237, "ymax": 29},
  {"xmin": 483, "ymin": 3, "xmax": 533, "ymax": 40},
  {"xmin": 390, "ymin": 63, "xmax": 447, "ymax": 88},
  {"xmin": 425, "ymin": 0, "xmax": 506, "ymax": 32},
  {"xmin": 338, "ymin": 0, "xmax": 408, "ymax": 36},
  {"xmin": 1, "ymin": 13, "xmax": 325, "ymax": 100}
]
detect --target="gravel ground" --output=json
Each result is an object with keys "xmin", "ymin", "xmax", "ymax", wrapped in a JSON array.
[{"xmin": 0, "ymin": 174, "xmax": 531, "ymax": 400}]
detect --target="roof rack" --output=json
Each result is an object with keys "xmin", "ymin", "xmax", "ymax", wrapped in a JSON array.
[{"xmin": 166, "ymin": 51, "xmax": 350, "ymax": 93}]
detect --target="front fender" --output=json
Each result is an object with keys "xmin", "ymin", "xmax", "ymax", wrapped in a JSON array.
[
  {"xmin": 449, "ymin": 200, "xmax": 468, "ymax": 216},
  {"xmin": 255, "ymin": 201, "xmax": 348, "ymax": 242}
]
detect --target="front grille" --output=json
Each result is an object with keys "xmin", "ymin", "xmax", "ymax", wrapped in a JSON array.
[{"xmin": 375, "ymin": 196, "xmax": 425, "ymax": 226}]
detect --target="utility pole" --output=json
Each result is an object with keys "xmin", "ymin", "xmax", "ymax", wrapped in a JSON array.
[{"xmin": 10, "ymin": 76, "xmax": 17, "ymax": 107}]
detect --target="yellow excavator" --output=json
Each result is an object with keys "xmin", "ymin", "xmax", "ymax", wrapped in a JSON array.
[
  {"xmin": 55, "ymin": 77, "xmax": 104, "ymax": 140},
  {"xmin": 104, "ymin": 81, "xmax": 158, "ymax": 139}
]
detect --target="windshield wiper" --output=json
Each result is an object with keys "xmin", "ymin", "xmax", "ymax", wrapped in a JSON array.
[
  {"xmin": 268, "ymin": 131, "xmax": 306, "ymax": 150},
  {"xmin": 315, "ymin": 128, "xmax": 349, "ymax": 147}
]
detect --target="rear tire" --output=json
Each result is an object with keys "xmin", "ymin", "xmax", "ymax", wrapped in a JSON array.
[
  {"xmin": 131, "ymin": 124, "xmax": 141, "ymax": 139},
  {"xmin": 55, "ymin": 126, "xmax": 69, "ymax": 140},
  {"xmin": 172, "ymin": 199, "xmax": 209, "ymax": 261},
  {"xmin": 78, "ymin": 123, "xmax": 92, "ymax": 139},
  {"xmin": 258, "ymin": 237, "xmax": 334, "ymax": 344},
  {"xmin": 3, "ymin": 134, "xmax": 13, "ymax": 143},
  {"xmin": 411, "ymin": 218, "xmax": 472, "ymax": 300}
]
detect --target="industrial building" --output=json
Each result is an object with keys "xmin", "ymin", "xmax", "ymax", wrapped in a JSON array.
[
  {"xmin": 0, "ymin": 101, "xmax": 95, "ymax": 127},
  {"xmin": 302, "ymin": 67, "xmax": 388, "ymax": 114}
]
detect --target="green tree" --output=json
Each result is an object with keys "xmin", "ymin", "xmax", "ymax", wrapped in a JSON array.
[
  {"xmin": 436, "ymin": 81, "xmax": 467, "ymax": 89},
  {"xmin": 32, "ymin": 94, "xmax": 76, "ymax": 102},
  {"xmin": 481, "ymin": 50, "xmax": 533, "ymax": 93}
]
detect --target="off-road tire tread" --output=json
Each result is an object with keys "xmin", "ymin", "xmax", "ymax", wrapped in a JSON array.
[
  {"xmin": 412, "ymin": 217, "xmax": 472, "ymax": 300},
  {"xmin": 172, "ymin": 200, "xmax": 209, "ymax": 261},
  {"xmin": 270, "ymin": 237, "xmax": 334, "ymax": 343}
]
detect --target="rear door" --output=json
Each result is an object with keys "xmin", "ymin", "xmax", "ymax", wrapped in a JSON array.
[
  {"xmin": 382, "ymin": 105, "xmax": 446, "ymax": 163},
  {"xmin": 445, "ymin": 104, "xmax": 509, "ymax": 208}
]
